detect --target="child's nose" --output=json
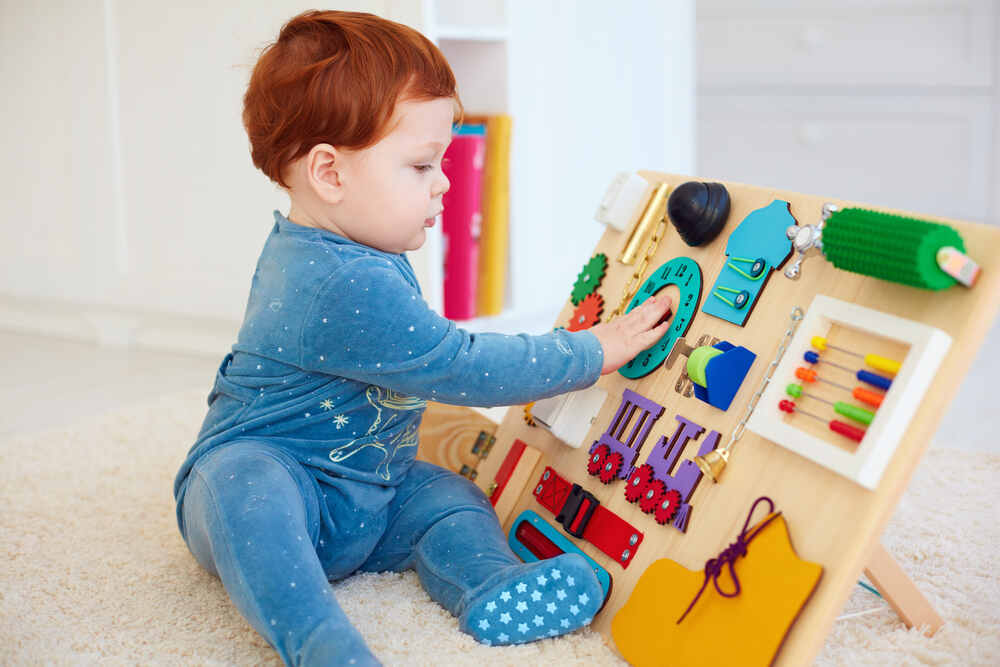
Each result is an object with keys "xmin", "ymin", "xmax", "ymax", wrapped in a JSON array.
[{"xmin": 433, "ymin": 171, "xmax": 450, "ymax": 198}]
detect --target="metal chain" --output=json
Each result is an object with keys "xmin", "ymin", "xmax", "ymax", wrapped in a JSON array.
[
  {"xmin": 723, "ymin": 306, "xmax": 805, "ymax": 451},
  {"xmin": 608, "ymin": 216, "xmax": 670, "ymax": 321}
]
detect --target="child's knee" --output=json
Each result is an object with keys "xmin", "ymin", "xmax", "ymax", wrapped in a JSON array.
[
  {"xmin": 180, "ymin": 441, "xmax": 320, "ymax": 563},
  {"xmin": 400, "ymin": 461, "xmax": 493, "ymax": 512}
]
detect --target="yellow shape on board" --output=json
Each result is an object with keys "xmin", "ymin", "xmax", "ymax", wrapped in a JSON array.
[{"xmin": 611, "ymin": 513, "xmax": 823, "ymax": 667}]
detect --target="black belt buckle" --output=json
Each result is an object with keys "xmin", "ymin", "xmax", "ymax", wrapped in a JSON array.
[{"xmin": 555, "ymin": 484, "xmax": 599, "ymax": 539}]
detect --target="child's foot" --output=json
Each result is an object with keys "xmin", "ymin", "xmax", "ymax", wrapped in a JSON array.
[{"xmin": 458, "ymin": 553, "xmax": 603, "ymax": 646}]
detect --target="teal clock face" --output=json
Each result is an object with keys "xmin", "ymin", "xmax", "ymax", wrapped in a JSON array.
[{"xmin": 619, "ymin": 257, "xmax": 703, "ymax": 379}]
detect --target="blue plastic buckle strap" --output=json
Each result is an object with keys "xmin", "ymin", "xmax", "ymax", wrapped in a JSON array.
[{"xmin": 555, "ymin": 484, "xmax": 599, "ymax": 538}]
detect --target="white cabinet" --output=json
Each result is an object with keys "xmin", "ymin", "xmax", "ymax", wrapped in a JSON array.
[
  {"xmin": 696, "ymin": 0, "xmax": 1000, "ymax": 225},
  {"xmin": 698, "ymin": 95, "xmax": 993, "ymax": 222},
  {"xmin": 698, "ymin": 1, "xmax": 994, "ymax": 87}
]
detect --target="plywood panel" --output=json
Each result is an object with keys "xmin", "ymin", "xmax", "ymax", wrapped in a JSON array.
[
  {"xmin": 416, "ymin": 401, "xmax": 497, "ymax": 478},
  {"xmin": 474, "ymin": 172, "xmax": 1000, "ymax": 665}
]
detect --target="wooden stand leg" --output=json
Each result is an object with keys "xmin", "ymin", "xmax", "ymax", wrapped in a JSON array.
[{"xmin": 863, "ymin": 542, "xmax": 944, "ymax": 636}]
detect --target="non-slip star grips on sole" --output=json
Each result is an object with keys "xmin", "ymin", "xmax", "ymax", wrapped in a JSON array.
[{"xmin": 460, "ymin": 553, "xmax": 603, "ymax": 646}]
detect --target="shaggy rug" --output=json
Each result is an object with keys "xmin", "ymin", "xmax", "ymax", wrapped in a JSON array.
[{"xmin": 1, "ymin": 388, "xmax": 998, "ymax": 666}]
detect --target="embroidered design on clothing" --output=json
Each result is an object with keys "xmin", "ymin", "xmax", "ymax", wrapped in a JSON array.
[
  {"xmin": 328, "ymin": 386, "xmax": 426, "ymax": 480},
  {"xmin": 333, "ymin": 414, "xmax": 349, "ymax": 429}
]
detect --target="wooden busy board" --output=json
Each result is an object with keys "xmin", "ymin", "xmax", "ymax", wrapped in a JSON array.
[{"xmin": 470, "ymin": 172, "xmax": 1000, "ymax": 665}]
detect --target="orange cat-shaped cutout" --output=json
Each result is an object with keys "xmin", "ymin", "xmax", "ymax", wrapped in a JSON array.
[{"xmin": 611, "ymin": 502, "xmax": 822, "ymax": 667}]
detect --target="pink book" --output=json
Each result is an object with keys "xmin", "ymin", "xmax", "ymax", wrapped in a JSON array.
[{"xmin": 441, "ymin": 134, "xmax": 485, "ymax": 320}]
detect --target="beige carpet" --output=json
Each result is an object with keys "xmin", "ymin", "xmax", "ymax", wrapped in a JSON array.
[{"xmin": 1, "ymin": 389, "xmax": 998, "ymax": 666}]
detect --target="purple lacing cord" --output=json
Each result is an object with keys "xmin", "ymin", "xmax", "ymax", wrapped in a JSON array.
[{"xmin": 676, "ymin": 496, "xmax": 781, "ymax": 624}]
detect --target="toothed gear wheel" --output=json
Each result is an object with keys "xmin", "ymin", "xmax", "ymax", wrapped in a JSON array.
[
  {"xmin": 568, "ymin": 293, "xmax": 604, "ymax": 331},
  {"xmin": 624, "ymin": 464, "xmax": 654, "ymax": 503},
  {"xmin": 599, "ymin": 452, "xmax": 624, "ymax": 484},
  {"xmin": 570, "ymin": 253, "xmax": 608, "ymax": 305},
  {"xmin": 639, "ymin": 479, "xmax": 667, "ymax": 514},
  {"xmin": 654, "ymin": 488, "xmax": 683, "ymax": 525},
  {"xmin": 523, "ymin": 403, "xmax": 536, "ymax": 426},
  {"xmin": 587, "ymin": 444, "xmax": 610, "ymax": 477}
]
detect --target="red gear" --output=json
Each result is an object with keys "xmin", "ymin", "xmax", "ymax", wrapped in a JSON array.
[
  {"xmin": 599, "ymin": 452, "xmax": 624, "ymax": 484},
  {"xmin": 624, "ymin": 464, "xmax": 654, "ymax": 503},
  {"xmin": 653, "ymin": 488, "xmax": 683, "ymax": 525},
  {"xmin": 587, "ymin": 444, "xmax": 610, "ymax": 477},
  {"xmin": 638, "ymin": 479, "xmax": 667, "ymax": 514},
  {"xmin": 567, "ymin": 293, "xmax": 604, "ymax": 331}
]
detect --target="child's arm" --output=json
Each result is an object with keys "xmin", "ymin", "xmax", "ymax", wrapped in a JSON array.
[{"xmin": 300, "ymin": 256, "xmax": 671, "ymax": 406}]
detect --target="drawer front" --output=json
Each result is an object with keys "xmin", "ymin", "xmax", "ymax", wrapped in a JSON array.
[
  {"xmin": 697, "ymin": 94, "xmax": 991, "ymax": 222},
  {"xmin": 697, "ymin": 1, "xmax": 994, "ymax": 87}
]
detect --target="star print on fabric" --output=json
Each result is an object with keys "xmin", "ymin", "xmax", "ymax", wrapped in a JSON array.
[
  {"xmin": 560, "ymin": 618, "xmax": 570, "ymax": 628},
  {"xmin": 499, "ymin": 612, "xmax": 511, "ymax": 625},
  {"xmin": 556, "ymin": 589, "xmax": 567, "ymax": 600},
  {"xmin": 320, "ymin": 399, "xmax": 334, "ymax": 411},
  {"xmin": 546, "ymin": 602, "xmax": 557, "ymax": 613},
  {"xmin": 550, "ymin": 569, "xmax": 561, "ymax": 580},
  {"xmin": 478, "ymin": 619, "xmax": 490, "ymax": 630},
  {"xmin": 570, "ymin": 604, "xmax": 580, "ymax": 615},
  {"xmin": 498, "ymin": 633, "xmax": 509, "ymax": 642},
  {"xmin": 530, "ymin": 590, "xmax": 542, "ymax": 602},
  {"xmin": 515, "ymin": 583, "xmax": 527, "ymax": 594},
  {"xmin": 515, "ymin": 601, "xmax": 528, "ymax": 613},
  {"xmin": 533, "ymin": 615, "xmax": 544, "ymax": 627},
  {"xmin": 578, "ymin": 593, "xmax": 590, "ymax": 605},
  {"xmin": 500, "ymin": 591, "xmax": 511, "ymax": 602},
  {"xmin": 566, "ymin": 576, "xmax": 575, "ymax": 586},
  {"xmin": 518, "ymin": 623, "xmax": 529, "ymax": 634},
  {"xmin": 536, "ymin": 574, "xmax": 548, "ymax": 586},
  {"xmin": 333, "ymin": 414, "xmax": 349, "ymax": 429},
  {"xmin": 485, "ymin": 601, "xmax": 497, "ymax": 612}
]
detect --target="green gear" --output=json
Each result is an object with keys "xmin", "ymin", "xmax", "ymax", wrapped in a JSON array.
[{"xmin": 570, "ymin": 253, "xmax": 608, "ymax": 304}]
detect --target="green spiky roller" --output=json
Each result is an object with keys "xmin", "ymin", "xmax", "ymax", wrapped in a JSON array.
[
  {"xmin": 570, "ymin": 253, "xmax": 608, "ymax": 304},
  {"xmin": 822, "ymin": 208, "xmax": 965, "ymax": 291}
]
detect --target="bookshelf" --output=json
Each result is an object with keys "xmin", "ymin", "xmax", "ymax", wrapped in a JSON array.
[{"xmin": 399, "ymin": 0, "xmax": 696, "ymax": 333}]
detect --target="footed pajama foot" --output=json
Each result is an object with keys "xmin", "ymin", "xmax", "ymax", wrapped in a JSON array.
[{"xmin": 459, "ymin": 553, "xmax": 603, "ymax": 646}]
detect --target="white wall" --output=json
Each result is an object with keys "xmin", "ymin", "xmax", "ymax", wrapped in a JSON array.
[
  {"xmin": 503, "ymin": 0, "xmax": 694, "ymax": 325},
  {"xmin": 1, "ymin": 1, "xmax": 393, "ymax": 349}
]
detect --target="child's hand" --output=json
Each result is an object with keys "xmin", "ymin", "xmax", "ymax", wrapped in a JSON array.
[{"xmin": 588, "ymin": 294, "xmax": 673, "ymax": 374}]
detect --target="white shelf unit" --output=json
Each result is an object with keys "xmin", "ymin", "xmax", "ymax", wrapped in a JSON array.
[
  {"xmin": 409, "ymin": 0, "xmax": 512, "ymax": 321},
  {"xmin": 407, "ymin": 0, "xmax": 697, "ymax": 334}
]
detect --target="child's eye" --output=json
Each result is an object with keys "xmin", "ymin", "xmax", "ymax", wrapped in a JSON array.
[{"xmin": 414, "ymin": 164, "xmax": 433, "ymax": 173}]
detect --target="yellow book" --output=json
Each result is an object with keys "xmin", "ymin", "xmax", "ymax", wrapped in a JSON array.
[{"xmin": 476, "ymin": 114, "xmax": 512, "ymax": 316}]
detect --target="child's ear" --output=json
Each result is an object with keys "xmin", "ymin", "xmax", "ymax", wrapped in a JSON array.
[{"xmin": 306, "ymin": 143, "xmax": 346, "ymax": 204}]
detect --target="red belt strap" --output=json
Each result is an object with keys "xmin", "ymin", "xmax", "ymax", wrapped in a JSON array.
[{"xmin": 533, "ymin": 466, "xmax": 643, "ymax": 569}]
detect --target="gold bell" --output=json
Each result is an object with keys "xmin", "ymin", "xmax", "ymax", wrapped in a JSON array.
[{"xmin": 693, "ymin": 448, "xmax": 730, "ymax": 483}]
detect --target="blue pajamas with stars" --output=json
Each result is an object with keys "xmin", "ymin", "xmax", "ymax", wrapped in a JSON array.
[{"xmin": 173, "ymin": 212, "xmax": 605, "ymax": 666}]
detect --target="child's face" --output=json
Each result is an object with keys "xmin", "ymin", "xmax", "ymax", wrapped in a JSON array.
[{"xmin": 332, "ymin": 97, "xmax": 454, "ymax": 254}]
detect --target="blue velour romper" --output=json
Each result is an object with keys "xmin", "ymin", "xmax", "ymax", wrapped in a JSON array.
[{"xmin": 173, "ymin": 212, "xmax": 606, "ymax": 665}]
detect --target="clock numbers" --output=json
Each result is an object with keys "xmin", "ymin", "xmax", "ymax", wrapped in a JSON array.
[{"xmin": 619, "ymin": 257, "xmax": 704, "ymax": 380}]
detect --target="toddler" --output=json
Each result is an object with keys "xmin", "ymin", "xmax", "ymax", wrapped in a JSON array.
[{"xmin": 173, "ymin": 10, "xmax": 672, "ymax": 666}]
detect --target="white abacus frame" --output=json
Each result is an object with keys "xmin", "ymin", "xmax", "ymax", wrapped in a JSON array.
[{"xmin": 746, "ymin": 294, "xmax": 952, "ymax": 489}]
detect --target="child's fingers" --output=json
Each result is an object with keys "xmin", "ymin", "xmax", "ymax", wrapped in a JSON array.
[
  {"xmin": 632, "ymin": 294, "xmax": 673, "ymax": 332},
  {"xmin": 636, "ymin": 318, "xmax": 671, "ymax": 349}
]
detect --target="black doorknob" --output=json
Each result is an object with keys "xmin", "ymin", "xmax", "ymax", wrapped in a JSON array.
[{"xmin": 667, "ymin": 181, "xmax": 731, "ymax": 247}]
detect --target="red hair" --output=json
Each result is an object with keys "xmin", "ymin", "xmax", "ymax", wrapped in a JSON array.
[{"xmin": 243, "ymin": 10, "xmax": 462, "ymax": 188}]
